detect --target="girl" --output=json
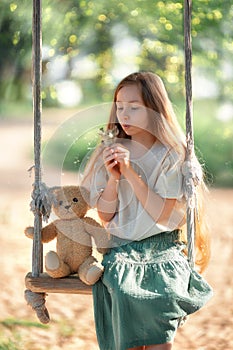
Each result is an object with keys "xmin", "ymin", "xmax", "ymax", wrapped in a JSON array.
[{"xmin": 81, "ymin": 72, "xmax": 213, "ymax": 350}]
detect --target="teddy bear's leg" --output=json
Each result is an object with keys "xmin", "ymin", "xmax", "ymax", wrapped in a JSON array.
[
  {"xmin": 45, "ymin": 251, "xmax": 71, "ymax": 278},
  {"xmin": 78, "ymin": 256, "xmax": 104, "ymax": 286}
]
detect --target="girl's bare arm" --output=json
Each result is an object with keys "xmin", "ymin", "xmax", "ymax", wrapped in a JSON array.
[{"xmin": 97, "ymin": 175, "xmax": 119, "ymax": 222}]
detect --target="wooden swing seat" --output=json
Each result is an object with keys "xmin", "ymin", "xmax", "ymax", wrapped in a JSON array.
[{"xmin": 25, "ymin": 272, "xmax": 92, "ymax": 295}]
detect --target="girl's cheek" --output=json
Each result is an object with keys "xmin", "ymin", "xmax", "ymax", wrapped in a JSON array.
[{"xmin": 116, "ymin": 113, "xmax": 123, "ymax": 124}]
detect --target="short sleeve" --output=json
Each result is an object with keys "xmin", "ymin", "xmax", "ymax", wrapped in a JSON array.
[{"xmin": 154, "ymin": 150, "xmax": 184, "ymax": 199}]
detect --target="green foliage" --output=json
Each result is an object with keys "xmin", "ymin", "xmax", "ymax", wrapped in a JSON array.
[
  {"xmin": 0, "ymin": 0, "xmax": 233, "ymax": 104},
  {"xmin": 0, "ymin": 0, "xmax": 32, "ymax": 102},
  {"xmin": 42, "ymin": 104, "xmax": 109, "ymax": 173},
  {"xmin": 43, "ymin": 125, "xmax": 100, "ymax": 172},
  {"xmin": 63, "ymin": 129, "xmax": 99, "ymax": 172},
  {"xmin": 176, "ymin": 98, "xmax": 233, "ymax": 187},
  {"xmin": 193, "ymin": 100, "xmax": 233, "ymax": 187},
  {"xmin": 0, "ymin": 0, "xmax": 232, "ymax": 186}
]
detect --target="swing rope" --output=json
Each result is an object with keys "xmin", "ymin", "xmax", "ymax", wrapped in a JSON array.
[
  {"xmin": 25, "ymin": 0, "xmax": 199, "ymax": 323},
  {"xmin": 183, "ymin": 0, "xmax": 200, "ymax": 269},
  {"xmin": 31, "ymin": 0, "xmax": 43, "ymax": 278},
  {"xmin": 24, "ymin": 0, "xmax": 50, "ymax": 324}
]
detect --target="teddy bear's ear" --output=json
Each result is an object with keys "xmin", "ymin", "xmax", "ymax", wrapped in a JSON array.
[
  {"xmin": 49, "ymin": 186, "xmax": 61, "ymax": 193},
  {"xmin": 48, "ymin": 186, "xmax": 61, "ymax": 205}
]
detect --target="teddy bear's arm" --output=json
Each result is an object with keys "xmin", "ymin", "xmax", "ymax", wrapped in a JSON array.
[
  {"xmin": 83, "ymin": 216, "xmax": 102, "ymax": 230},
  {"xmin": 25, "ymin": 222, "xmax": 58, "ymax": 243},
  {"xmin": 83, "ymin": 217, "xmax": 110, "ymax": 253},
  {"xmin": 41, "ymin": 222, "xmax": 58, "ymax": 243}
]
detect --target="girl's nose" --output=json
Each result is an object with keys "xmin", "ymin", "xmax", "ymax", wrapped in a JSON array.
[
  {"xmin": 123, "ymin": 113, "xmax": 129, "ymax": 120},
  {"xmin": 122, "ymin": 106, "xmax": 130, "ymax": 118},
  {"xmin": 117, "ymin": 104, "xmax": 130, "ymax": 120}
]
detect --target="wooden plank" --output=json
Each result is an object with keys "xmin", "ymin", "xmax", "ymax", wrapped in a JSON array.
[{"xmin": 25, "ymin": 272, "xmax": 92, "ymax": 295}]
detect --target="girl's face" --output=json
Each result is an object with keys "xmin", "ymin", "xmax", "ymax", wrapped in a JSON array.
[{"xmin": 116, "ymin": 84, "xmax": 151, "ymax": 140}]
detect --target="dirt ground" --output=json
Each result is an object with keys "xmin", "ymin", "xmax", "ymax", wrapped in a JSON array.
[{"xmin": 0, "ymin": 119, "xmax": 232, "ymax": 350}]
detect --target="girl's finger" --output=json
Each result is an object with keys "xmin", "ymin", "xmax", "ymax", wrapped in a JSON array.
[
  {"xmin": 103, "ymin": 148, "xmax": 113, "ymax": 158},
  {"xmin": 112, "ymin": 146, "xmax": 127, "ymax": 154},
  {"xmin": 104, "ymin": 153, "xmax": 116, "ymax": 163},
  {"xmin": 107, "ymin": 160, "xmax": 118, "ymax": 169},
  {"xmin": 114, "ymin": 154, "xmax": 129, "ymax": 164}
]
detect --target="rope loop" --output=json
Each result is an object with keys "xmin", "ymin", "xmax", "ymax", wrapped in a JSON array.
[
  {"xmin": 30, "ymin": 182, "xmax": 53, "ymax": 222},
  {"xmin": 182, "ymin": 159, "xmax": 202, "ymax": 209},
  {"xmin": 24, "ymin": 289, "xmax": 50, "ymax": 324}
]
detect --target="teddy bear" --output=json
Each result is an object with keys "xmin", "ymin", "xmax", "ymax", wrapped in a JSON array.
[{"xmin": 25, "ymin": 185, "xmax": 109, "ymax": 285}]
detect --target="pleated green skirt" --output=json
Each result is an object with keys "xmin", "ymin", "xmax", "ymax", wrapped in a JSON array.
[{"xmin": 92, "ymin": 230, "xmax": 213, "ymax": 350}]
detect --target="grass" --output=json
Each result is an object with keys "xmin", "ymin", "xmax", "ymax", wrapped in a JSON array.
[
  {"xmin": 0, "ymin": 318, "xmax": 49, "ymax": 350},
  {"xmin": 0, "ymin": 317, "xmax": 82, "ymax": 350},
  {"xmin": 0, "ymin": 318, "xmax": 48, "ymax": 329},
  {"xmin": 56, "ymin": 319, "xmax": 76, "ymax": 339},
  {"xmin": 0, "ymin": 338, "xmax": 21, "ymax": 350}
]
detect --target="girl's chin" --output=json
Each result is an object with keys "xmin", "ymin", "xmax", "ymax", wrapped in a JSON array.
[
  {"xmin": 122, "ymin": 125, "xmax": 145, "ymax": 136},
  {"xmin": 122, "ymin": 125, "xmax": 139, "ymax": 133},
  {"xmin": 122, "ymin": 125, "xmax": 132, "ymax": 134}
]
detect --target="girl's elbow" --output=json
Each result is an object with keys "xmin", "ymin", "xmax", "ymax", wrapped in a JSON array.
[
  {"xmin": 156, "ymin": 200, "xmax": 185, "ymax": 228},
  {"xmin": 97, "ymin": 209, "xmax": 115, "ymax": 223}
]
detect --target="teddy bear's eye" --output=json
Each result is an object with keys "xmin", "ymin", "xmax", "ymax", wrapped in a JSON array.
[
  {"xmin": 59, "ymin": 201, "xmax": 63, "ymax": 206},
  {"xmin": 73, "ymin": 197, "xmax": 78, "ymax": 203}
]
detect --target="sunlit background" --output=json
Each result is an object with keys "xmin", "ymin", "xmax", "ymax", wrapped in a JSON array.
[
  {"xmin": 0, "ymin": 2, "xmax": 233, "ymax": 350},
  {"xmin": 0, "ymin": 0, "xmax": 232, "ymax": 186}
]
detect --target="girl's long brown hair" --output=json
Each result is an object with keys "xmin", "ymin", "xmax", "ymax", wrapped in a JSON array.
[{"xmin": 84, "ymin": 72, "xmax": 211, "ymax": 272}]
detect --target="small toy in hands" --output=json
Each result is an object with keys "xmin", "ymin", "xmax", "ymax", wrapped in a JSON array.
[{"xmin": 98, "ymin": 126, "xmax": 119, "ymax": 146}]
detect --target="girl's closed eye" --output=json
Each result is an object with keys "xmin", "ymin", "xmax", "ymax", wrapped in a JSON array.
[
  {"xmin": 131, "ymin": 105, "xmax": 140, "ymax": 111},
  {"xmin": 116, "ymin": 103, "xmax": 123, "ymax": 111},
  {"xmin": 116, "ymin": 103, "xmax": 141, "ymax": 112}
]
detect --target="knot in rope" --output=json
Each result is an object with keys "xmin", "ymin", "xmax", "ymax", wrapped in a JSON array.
[
  {"xmin": 24, "ymin": 289, "xmax": 50, "ymax": 324},
  {"xmin": 182, "ymin": 160, "xmax": 202, "ymax": 209},
  {"xmin": 30, "ymin": 182, "xmax": 53, "ymax": 222}
]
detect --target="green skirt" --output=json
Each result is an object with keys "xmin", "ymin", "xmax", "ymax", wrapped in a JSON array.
[{"xmin": 92, "ymin": 230, "xmax": 213, "ymax": 350}]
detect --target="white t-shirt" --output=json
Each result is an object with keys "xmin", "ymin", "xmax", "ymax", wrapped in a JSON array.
[{"xmin": 87, "ymin": 141, "xmax": 184, "ymax": 241}]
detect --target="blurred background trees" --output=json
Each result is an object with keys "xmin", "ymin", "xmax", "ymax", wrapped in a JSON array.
[{"xmin": 0, "ymin": 0, "xmax": 232, "ymax": 186}]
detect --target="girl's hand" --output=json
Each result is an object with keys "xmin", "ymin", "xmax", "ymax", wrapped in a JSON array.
[
  {"xmin": 103, "ymin": 144, "xmax": 130, "ymax": 178},
  {"xmin": 103, "ymin": 146, "xmax": 121, "ymax": 180}
]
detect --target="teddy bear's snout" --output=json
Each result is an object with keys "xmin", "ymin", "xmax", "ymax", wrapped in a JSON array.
[{"xmin": 65, "ymin": 205, "xmax": 71, "ymax": 210}]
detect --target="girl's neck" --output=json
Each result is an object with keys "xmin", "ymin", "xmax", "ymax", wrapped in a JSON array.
[{"xmin": 132, "ymin": 132, "xmax": 157, "ymax": 150}]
